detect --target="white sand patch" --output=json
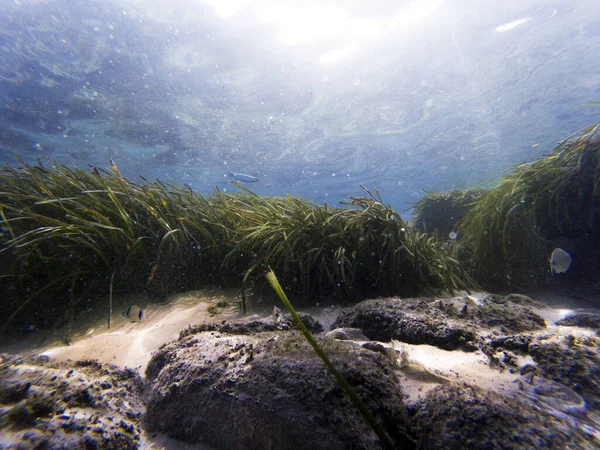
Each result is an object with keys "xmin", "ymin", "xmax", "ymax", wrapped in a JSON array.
[
  {"xmin": 39, "ymin": 288, "xmax": 242, "ymax": 373},
  {"xmin": 390, "ymin": 343, "xmax": 520, "ymax": 404},
  {"xmin": 535, "ymin": 307, "xmax": 573, "ymax": 325}
]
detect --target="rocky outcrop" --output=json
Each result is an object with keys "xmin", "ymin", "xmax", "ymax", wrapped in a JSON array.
[
  {"xmin": 556, "ymin": 313, "xmax": 600, "ymax": 331},
  {"xmin": 178, "ymin": 311, "xmax": 323, "ymax": 340},
  {"xmin": 0, "ymin": 354, "xmax": 144, "ymax": 449},
  {"xmin": 482, "ymin": 330, "xmax": 600, "ymax": 411},
  {"xmin": 145, "ymin": 329, "xmax": 413, "ymax": 449},
  {"xmin": 2, "ymin": 292, "xmax": 599, "ymax": 449},
  {"xmin": 530, "ymin": 336, "xmax": 600, "ymax": 410},
  {"xmin": 410, "ymin": 384, "xmax": 593, "ymax": 449},
  {"xmin": 332, "ymin": 293, "xmax": 547, "ymax": 351}
]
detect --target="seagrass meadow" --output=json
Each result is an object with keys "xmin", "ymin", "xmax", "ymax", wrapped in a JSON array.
[
  {"xmin": 410, "ymin": 187, "xmax": 487, "ymax": 238},
  {"xmin": 0, "ymin": 159, "xmax": 476, "ymax": 336},
  {"xmin": 412, "ymin": 122, "xmax": 600, "ymax": 293},
  {"xmin": 456, "ymin": 122, "xmax": 600, "ymax": 290}
]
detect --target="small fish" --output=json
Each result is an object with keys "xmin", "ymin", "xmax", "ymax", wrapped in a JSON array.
[
  {"xmin": 549, "ymin": 248, "xmax": 572, "ymax": 275},
  {"xmin": 228, "ymin": 171, "xmax": 259, "ymax": 183},
  {"xmin": 272, "ymin": 305, "xmax": 282, "ymax": 325},
  {"xmin": 146, "ymin": 263, "xmax": 159, "ymax": 285},
  {"xmin": 123, "ymin": 304, "xmax": 144, "ymax": 322}
]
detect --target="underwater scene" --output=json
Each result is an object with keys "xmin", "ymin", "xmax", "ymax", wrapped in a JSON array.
[{"xmin": 0, "ymin": 0, "xmax": 599, "ymax": 448}]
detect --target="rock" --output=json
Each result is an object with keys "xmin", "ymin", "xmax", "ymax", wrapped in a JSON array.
[
  {"xmin": 281, "ymin": 312, "xmax": 324, "ymax": 333},
  {"xmin": 332, "ymin": 294, "xmax": 546, "ymax": 351},
  {"xmin": 505, "ymin": 293, "xmax": 546, "ymax": 308},
  {"xmin": 481, "ymin": 334, "xmax": 534, "ymax": 368},
  {"xmin": 0, "ymin": 354, "xmax": 144, "ymax": 450},
  {"xmin": 473, "ymin": 294, "xmax": 547, "ymax": 332},
  {"xmin": 332, "ymin": 298, "xmax": 478, "ymax": 351},
  {"xmin": 556, "ymin": 313, "xmax": 600, "ymax": 330},
  {"xmin": 483, "ymin": 334, "xmax": 533, "ymax": 353},
  {"xmin": 480, "ymin": 329, "xmax": 600, "ymax": 414},
  {"xmin": 326, "ymin": 327, "xmax": 370, "ymax": 341},
  {"xmin": 411, "ymin": 385, "xmax": 592, "ymax": 448},
  {"xmin": 144, "ymin": 330, "xmax": 413, "ymax": 449},
  {"xmin": 178, "ymin": 313, "xmax": 322, "ymax": 340},
  {"xmin": 529, "ymin": 336, "xmax": 600, "ymax": 410}
]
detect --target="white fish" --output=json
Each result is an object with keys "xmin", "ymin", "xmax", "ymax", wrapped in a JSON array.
[
  {"xmin": 549, "ymin": 248, "xmax": 572, "ymax": 275},
  {"xmin": 123, "ymin": 304, "xmax": 144, "ymax": 322},
  {"xmin": 228, "ymin": 171, "xmax": 259, "ymax": 183}
]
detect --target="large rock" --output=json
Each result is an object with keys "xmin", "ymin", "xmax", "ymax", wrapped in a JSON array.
[
  {"xmin": 482, "ymin": 329, "xmax": 600, "ymax": 414},
  {"xmin": 556, "ymin": 313, "xmax": 600, "ymax": 331},
  {"xmin": 333, "ymin": 294, "xmax": 547, "ymax": 351},
  {"xmin": 530, "ymin": 335, "xmax": 600, "ymax": 410},
  {"xmin": 411, "ymin": 385, "xmax": 594, "ymax": 449},
  {"xmin": 0, "ymin": 354, "xmax": 144, "ymax": 449},
  {"xmin": 144, "ymin": 328, "xmax": 412, "ymax": 449}
]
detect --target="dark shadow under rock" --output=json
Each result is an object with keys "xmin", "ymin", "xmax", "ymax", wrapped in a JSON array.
[
  {"xmin": 144, "ymin": 331, "xmax": 412, "ymax": 450},
  {"xmin": 410, "ymin": 384, "xmax": 594, "ymax": 449},
  {"xmin": 0, "ymin": 354, "xmax": 144, "ymax": 450},
  {"xmin": 333, "ymin": 294, "xmax": 546, "ymax": 351}
]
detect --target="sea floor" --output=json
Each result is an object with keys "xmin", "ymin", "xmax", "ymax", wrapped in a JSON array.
[{"xmin": 1, "ymin": 288, "xmax": 599, "ymax": 449}]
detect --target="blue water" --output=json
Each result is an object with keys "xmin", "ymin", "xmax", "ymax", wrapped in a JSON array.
[{"xmin": 1, "ymin": 0, "xmax": 599, "ymax": 215}]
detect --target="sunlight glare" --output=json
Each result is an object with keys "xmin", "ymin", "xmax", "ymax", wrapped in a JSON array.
[
  {"xmin": 495, "ymin": 18, "xmax": 530, "ymax": 32},
  {"xmin": 202, "ymin": 0, "xmax": 445, "ymax": 64},
  {"xmin": 319, "ymin": 43, "xmax": 358, "ymax": 64},
  {"xmin": 257, "ymin": 5, "xmax": 384, "ymax": 46},
  {"xmin": 389, "ymin": 0, "xmax": 445, "ymax": 28},
  {"xmin": 201, "ymin": 0, "xmax": 250, "ymax": 19}
]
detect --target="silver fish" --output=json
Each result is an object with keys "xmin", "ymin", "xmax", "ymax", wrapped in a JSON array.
[
  {"xmin": 228, "ymin": 171, "xmax": 259, "ymax": 183},
  {"xmin": 549, "ymin": 248, "xmax": 572, "ymax": 275},
  {"xmin": 123, "ymin": 304, "xmax": 144, "ymax": 322},
  {"xmin": 272, "ymin": 305, "xmax": 282, "ymax": 325}
]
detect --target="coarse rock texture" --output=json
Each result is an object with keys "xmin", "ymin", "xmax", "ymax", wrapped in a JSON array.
[
  {"xmin": 2, "ymin": 291, "xmax": 599, "ymax": 449},
  {"xmin": 529, "ymin": 334, "xmax": 600, "ymax": 410},
  {"xmin": 178, "ymin": 311, "xmax": 323, "ymax": 340},
  {"xmin": 326, "ymin": 328, "xmax": 370, "ymax": 341},
  {"xmin": 409, "ymin": 385, "xmax": 596, "ymax": 449},
  {"xmin": 144, "ymin": 328, "xmax": 413, "ymax": 450},
  {"xmin": 332, "ymin": 293, "xmax": 547, "ymax": 351},
  {"xmin": 556, "ymin": 313, "xmax": 600, "ymax": 330},
  {"xmin": 481, "ymin": 329, "xmax": 600, "ymax": 413},
  {"xmin": 480, "ymin": 334, "xmax": 536, "ymax": 369},
  {"xmin": 0, "ymin": 354, "xmax": 145, "ymax": 449}
]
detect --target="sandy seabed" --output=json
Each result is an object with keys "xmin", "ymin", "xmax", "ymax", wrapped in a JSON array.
[{"xmin": 1, "ymin": 288, "xmax": 599, "ymax": 449}]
